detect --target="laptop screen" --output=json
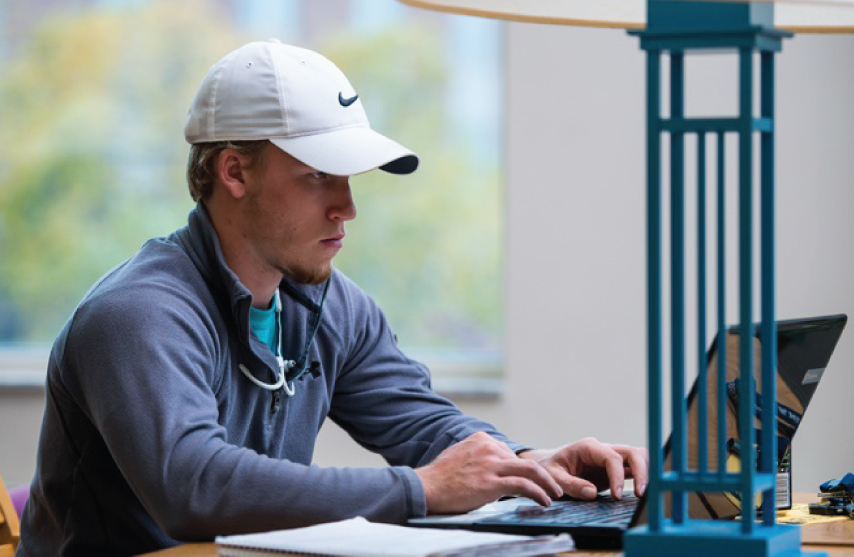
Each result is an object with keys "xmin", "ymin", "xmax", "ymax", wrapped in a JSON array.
[{"xmin": 635, "ymin": 314, "xmax": 847, "ymax": 524}]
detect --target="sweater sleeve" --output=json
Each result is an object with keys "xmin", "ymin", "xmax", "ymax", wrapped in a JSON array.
[{"xmin": 327, "ymin": 277, "xmax": 530, "ymax": 478}]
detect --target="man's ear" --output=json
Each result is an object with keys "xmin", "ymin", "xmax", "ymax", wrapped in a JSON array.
[{"xmin": 216, "ymin": 149, "xmax": 249, "ymax": 199}]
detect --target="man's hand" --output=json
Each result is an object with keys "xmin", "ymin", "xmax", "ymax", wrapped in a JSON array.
[
  {"xmin": 414, "ymin": 432, "xmax": 563, "ymax": 514},
  {"xmin": 518, "ymin": 437, "xmax": 649, "ymax": 501}
]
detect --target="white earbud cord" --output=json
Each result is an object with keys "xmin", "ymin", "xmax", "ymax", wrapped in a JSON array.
[{"xmin": 238, "ymin": 290, "xmax": 297, "ymax": 395}]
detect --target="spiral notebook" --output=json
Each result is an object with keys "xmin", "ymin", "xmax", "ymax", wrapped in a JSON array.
[{"xmin": 214, "ymin": 516, "xmax": 574, "ymax": 556}]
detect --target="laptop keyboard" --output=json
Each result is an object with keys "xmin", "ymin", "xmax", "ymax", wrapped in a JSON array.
[{"xmin": 485, "ymin": 495, "xmax": 639, "ymax": 527}]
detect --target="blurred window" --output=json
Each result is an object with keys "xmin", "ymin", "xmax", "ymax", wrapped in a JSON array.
[{"xmin": 0, "ymin": 0, "xmax": 504, "ymax": 391}]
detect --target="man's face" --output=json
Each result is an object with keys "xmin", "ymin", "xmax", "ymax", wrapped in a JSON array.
[{"xmin": 239, "ymin": 144, "xmax": 356, "ymax": 285}]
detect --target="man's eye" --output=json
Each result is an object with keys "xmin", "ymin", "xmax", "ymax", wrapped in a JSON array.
[{"xmin": 310, "ymin": 172, "xmax": 328, "ymax": 180}]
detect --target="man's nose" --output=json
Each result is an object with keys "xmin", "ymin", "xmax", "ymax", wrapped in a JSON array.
[{"xmin": 328, "ymin": 177, "xmax": 356, "ymax": 222}]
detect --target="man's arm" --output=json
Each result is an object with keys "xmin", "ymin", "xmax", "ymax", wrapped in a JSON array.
[
  {"xmin": 328, "ymin": 275, "xmax": 530, "ymax": 468},
  {"xmin": 329, "ymin": 277, "xmax": 648, "ymax": 515}
]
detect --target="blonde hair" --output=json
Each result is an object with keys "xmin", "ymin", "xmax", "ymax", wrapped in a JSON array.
[{"xmin": 186, "ymin": 140, "xmax": 269, "ymax": 201}]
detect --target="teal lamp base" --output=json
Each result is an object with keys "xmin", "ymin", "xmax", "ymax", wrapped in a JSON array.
[{"xmin": 624, "ymin": 521, "xmax": 825, "ymax": 557}]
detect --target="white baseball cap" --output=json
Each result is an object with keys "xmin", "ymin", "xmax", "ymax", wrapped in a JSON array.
[{"xmin": 184, "ymin": 39, "xmax": 419, "ymax": 176}]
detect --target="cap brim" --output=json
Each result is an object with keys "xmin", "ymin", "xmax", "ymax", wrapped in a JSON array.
[{"xmin": 270, "ymin": 127, "xmax": 419, "ymax": 176}]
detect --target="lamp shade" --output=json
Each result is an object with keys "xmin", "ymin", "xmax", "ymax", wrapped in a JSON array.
[{"xmin": 397, "ymin": 0, "xmax": 854, "ymax": 32}]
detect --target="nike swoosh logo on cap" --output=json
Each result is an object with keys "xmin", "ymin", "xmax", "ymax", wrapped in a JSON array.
[{"xmin": 338, "ymin": 92, "xmax": 359, "ymax": 107}]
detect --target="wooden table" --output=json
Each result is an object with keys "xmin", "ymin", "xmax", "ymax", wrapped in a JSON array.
[
  {"xmin": 140, "ymin": 494, "xmax": 854, "ymax": 556},
  {"xmin": 789, "ymin": 492, "xmax": 854, "ymax": 556}
]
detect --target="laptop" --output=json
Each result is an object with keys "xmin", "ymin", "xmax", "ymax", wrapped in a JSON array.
[{"xmin": 409, "ymin": 314, "xmax": 848, "ymax": 549}]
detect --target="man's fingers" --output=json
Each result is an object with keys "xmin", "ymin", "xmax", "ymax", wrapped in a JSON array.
[
  {"xmin": 498, "ymin": 476, "xmax": 554, "ymax": 507},
  {"xmin": 517, "ymin": 438, "xmax": 650, "ymax": 504},
  {"xmin": 416, "ymin": 433, "xmax": 650, "ymax": 516},
  {"xmin": 497, "ymin": 458, "xmax": 563, "ymax": 500},
  {"xmin": 548, "ymin": 466, "xmax": 599, "ymax": 500},
  {"xmin": 611, "ymin": 444, "xmax": 649, "ymax": 497},
  {"xmin": 416, "ymin": 432, "xmax": 570, "ymax": 514},
  {"xmin": 602, "ymin": 449, "xmax": 627, "ymax": 499}
]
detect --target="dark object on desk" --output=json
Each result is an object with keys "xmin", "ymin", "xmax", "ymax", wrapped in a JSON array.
[
  {"xmin": 810, "ymin": 472, "xmax": 854, "ymax": 519},
  {"xmin": 411, "ymin": 314, "xmax": 847, "ymax": 550},
  {"xmin": 820, "ymin": 472, "xmax": 854, "ymax": 495},
  {"xmin": 808, "ymin": 501, "xmax": 854, "ymax": 518}
]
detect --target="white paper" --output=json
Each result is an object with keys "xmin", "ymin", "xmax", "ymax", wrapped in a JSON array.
[{"xmin": 215, "ymin": 516, "xmax": 573, "ymax": 557}]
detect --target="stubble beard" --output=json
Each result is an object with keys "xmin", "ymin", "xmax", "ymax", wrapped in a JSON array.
[{"xmin": 280, "ymin": 261, "xmax": 333, "ymax": 285}]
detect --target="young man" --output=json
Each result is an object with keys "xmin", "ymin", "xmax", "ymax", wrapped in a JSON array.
[{"xmin": 17, "ymin": 40, "xmax": 647, "ymax": 556}]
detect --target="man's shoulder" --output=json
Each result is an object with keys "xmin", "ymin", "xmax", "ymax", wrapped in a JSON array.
[
  {"xmin": 329, "ymin": 268, "xmax": 363, "ymax": 295},
  {"xmin": 96, "ymin": 237, "xmax": 197, "ymax": 290},
  {"xmin": 72, "ymin": 238, "xmax": 213, "ymax": 334},
  {"xmin": 326, "ymin": 268, "xmax": 381, "ymax": 314}
]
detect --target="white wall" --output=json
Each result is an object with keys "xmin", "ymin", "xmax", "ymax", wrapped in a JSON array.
[
  {"xmin": 495, "ymin": 23, "xmax": 853, "ymax": 492},
  {"xmin": 0, "ymin": 390, "xmax": 44, "ymax": 486},
  {"xmin": 774, "ymin": 31, "xmax": 854, "ymax": 490},
  {"xmin": 2, "ymin": 22, "xmax": 853, "ymax": 497}
]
